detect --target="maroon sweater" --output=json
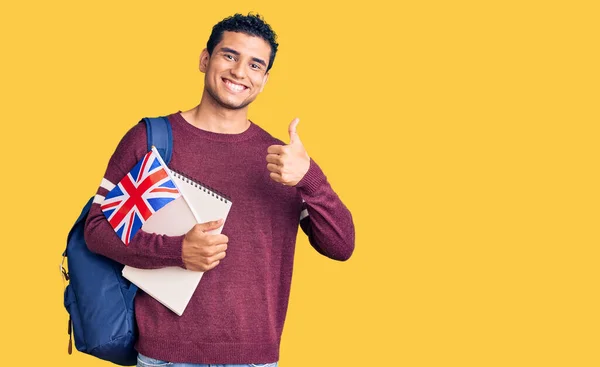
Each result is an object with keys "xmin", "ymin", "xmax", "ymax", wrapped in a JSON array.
[{"xmin": 84, "ymin": 111, "xmax": 355, "ymax": 364}]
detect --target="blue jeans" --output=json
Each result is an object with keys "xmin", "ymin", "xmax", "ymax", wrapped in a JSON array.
[{"xmin": 137, "ymin": 353, "xmax": 279, "ymax": 367}]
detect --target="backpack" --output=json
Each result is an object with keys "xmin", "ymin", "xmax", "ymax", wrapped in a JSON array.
[{"xmin": 61, "ymin": 116, "xmax": 173, "ymax": 366}]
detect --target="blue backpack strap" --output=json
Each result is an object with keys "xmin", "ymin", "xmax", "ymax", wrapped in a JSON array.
[
  {"xmin": 143, "ymin": 116, "xmax": 173, "ymax": 165},
  {"xmin": 62, "ymin": 196, "xmax": 95, "ymax": 257}
]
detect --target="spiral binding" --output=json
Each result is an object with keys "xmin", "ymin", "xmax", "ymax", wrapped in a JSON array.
[{"xmin": 170, "ymin": 169, "xmax": 231, "ymax": 204}]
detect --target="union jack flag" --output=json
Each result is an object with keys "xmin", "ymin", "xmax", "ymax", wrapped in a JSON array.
[{"xmin": 101, "ymin": 148, "xmax": 181, "ymax": 246}]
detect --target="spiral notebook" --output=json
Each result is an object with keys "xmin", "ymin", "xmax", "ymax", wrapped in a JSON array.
[{"xmin": 122, "ymin": 169, "xmax": 232, "ymax": 316}]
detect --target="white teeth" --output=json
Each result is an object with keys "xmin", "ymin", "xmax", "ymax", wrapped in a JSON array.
[{"xmin": 225, "ymin": 80, "xmax": 245, "ymax": 92}]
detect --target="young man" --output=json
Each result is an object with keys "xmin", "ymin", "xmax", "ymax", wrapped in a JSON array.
[{"xmin": 84, "ymin": 13, "xmax": 355, "ymax": 366}]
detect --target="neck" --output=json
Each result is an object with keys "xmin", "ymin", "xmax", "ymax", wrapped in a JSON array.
[{"xmin": 181, "ymin": 92, "xmax": 250, "ymax": 134}]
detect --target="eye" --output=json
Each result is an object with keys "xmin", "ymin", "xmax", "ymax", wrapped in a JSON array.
[
  {"xmin": 250, "ymin": 63, "xmax": 262, "ymax": 70},
  {"xmin": 224, "ymin": 54, "xmax": 235, "ymax": 61}
]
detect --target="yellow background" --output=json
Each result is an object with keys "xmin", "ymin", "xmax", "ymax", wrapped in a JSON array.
[{"xmin": 1, "ymin": 0, "xmax": 598, "ymax": 366}]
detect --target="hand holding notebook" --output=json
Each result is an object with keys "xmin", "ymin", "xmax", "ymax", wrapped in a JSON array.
[{"xmin": 181, "ymin": 218, "xmax": 229, "ymax": 272}]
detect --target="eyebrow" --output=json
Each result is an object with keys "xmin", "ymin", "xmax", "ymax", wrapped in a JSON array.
[{"xmin": 220, "ymin": 47, "xmax": 267, "ymax": 68}]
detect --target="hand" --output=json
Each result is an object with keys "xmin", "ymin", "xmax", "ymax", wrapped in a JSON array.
[
  {"xmin": 266, "ymin": 118, "xmax": 310, "ymax": 186},
  {"xmin": 182, "ymin": 219, "xmax": 228, "ymax": 271}
]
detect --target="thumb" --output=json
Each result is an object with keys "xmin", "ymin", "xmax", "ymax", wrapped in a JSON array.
[
  {"xmin": 288, "ymin": 118, "xmax": 301, "ymax": 145},
  {"xmin": 197, "ymin": 218, "xmax": 224, "ymax": 232}
]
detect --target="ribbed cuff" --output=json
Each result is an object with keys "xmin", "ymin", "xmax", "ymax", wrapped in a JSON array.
[
  {"xmin": 161, "ymin": 234, "xmax": 186, "ymax": 268},
  {"xmin": 131, "ymin": 231, "xmax": 186, "ymax": 269},
  {"xmin": 295, "ymin": 158, "xmax": 327, "ymax": 195}
]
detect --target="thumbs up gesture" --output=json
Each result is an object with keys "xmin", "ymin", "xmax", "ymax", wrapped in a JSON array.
[{"xmin": 266, "ymin": 118, "xmax": 310, "ymax": 186}]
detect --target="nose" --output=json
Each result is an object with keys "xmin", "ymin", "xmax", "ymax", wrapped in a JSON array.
[{"xmin": 230, "ymin": 62, "xmax": 246, "ymax": 80}]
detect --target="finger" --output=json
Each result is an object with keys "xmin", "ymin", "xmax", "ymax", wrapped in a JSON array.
[
  {"xmin": 269, "ymin": 172, "xmax": 283, "ymax": 183},
  {"xmin": 197, "ymin": 219, "xmax": 224, "ymax": 232},
  {"xmin": 267, "ymin": 163, "xmax": 282, "ymax": 174},
  {"xmin": 208, "ymin": 250, "xmax": 227, "ymax": 264},
  {"xmin": 206, "ymin": 260, "xmax": 220, "ymax": 271},
  {"xmin": 267, "ymin": 145, "xmax": 285, "ymax": 154},
  {"xmin": 208, "ymin": 234, "xmax": 229, "ymax": 246},
  {"xmin": 288, "ymin": 118, "xmax": 300, "ymax": 145},
  {"xmin": 266, "ymin": 154, "xmax": 283, "ymax": 165},
  {"xmin": 213, "ymin": 243, "xmax": 228, "ymax": 254}
]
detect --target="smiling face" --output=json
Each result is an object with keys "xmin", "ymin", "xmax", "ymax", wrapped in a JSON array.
[{"xmin": 200, "ymin": 31, "xmax": 271, "ymax": 111}]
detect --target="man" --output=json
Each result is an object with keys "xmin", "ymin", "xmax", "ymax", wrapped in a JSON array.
[{"xmin": 84, "ymin": 13, "xmax": 355, "ymax": 367}]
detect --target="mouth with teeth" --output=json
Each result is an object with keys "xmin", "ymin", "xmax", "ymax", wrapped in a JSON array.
[{"xmin": 222, "ymin": 78, "xmax": 248, "ymax": 93}]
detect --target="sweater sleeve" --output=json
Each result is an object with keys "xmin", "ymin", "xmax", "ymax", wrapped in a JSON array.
[
  {"xmin": 83, "ymin": 121, "xmax": 186, "ymax": 269},
  {"xmin": 296, "ymin": 158, "xmax": 355, "ymax": 261}
]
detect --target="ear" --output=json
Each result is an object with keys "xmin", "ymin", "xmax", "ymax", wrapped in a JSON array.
[
  {"xmin": 199, "ymin": 49, "xmax": 210, "ymax": 73},
  {"xmin": 259, "ymin": 72, "xmax": 270, "ymax": 93}
]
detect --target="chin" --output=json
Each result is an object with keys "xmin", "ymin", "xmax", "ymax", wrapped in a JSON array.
[
  {"xmin": 222, "ymin": 95, "xmax": 257, "ymax": 110},
  {"xmin": 219, "ymin": 99, "xmax": 250, "ymax": 110}
]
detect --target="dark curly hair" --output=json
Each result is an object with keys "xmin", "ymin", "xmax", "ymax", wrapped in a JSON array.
[{"xmin": 206, "ymin": 13, "xmax": 279, "ymax": 72}]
